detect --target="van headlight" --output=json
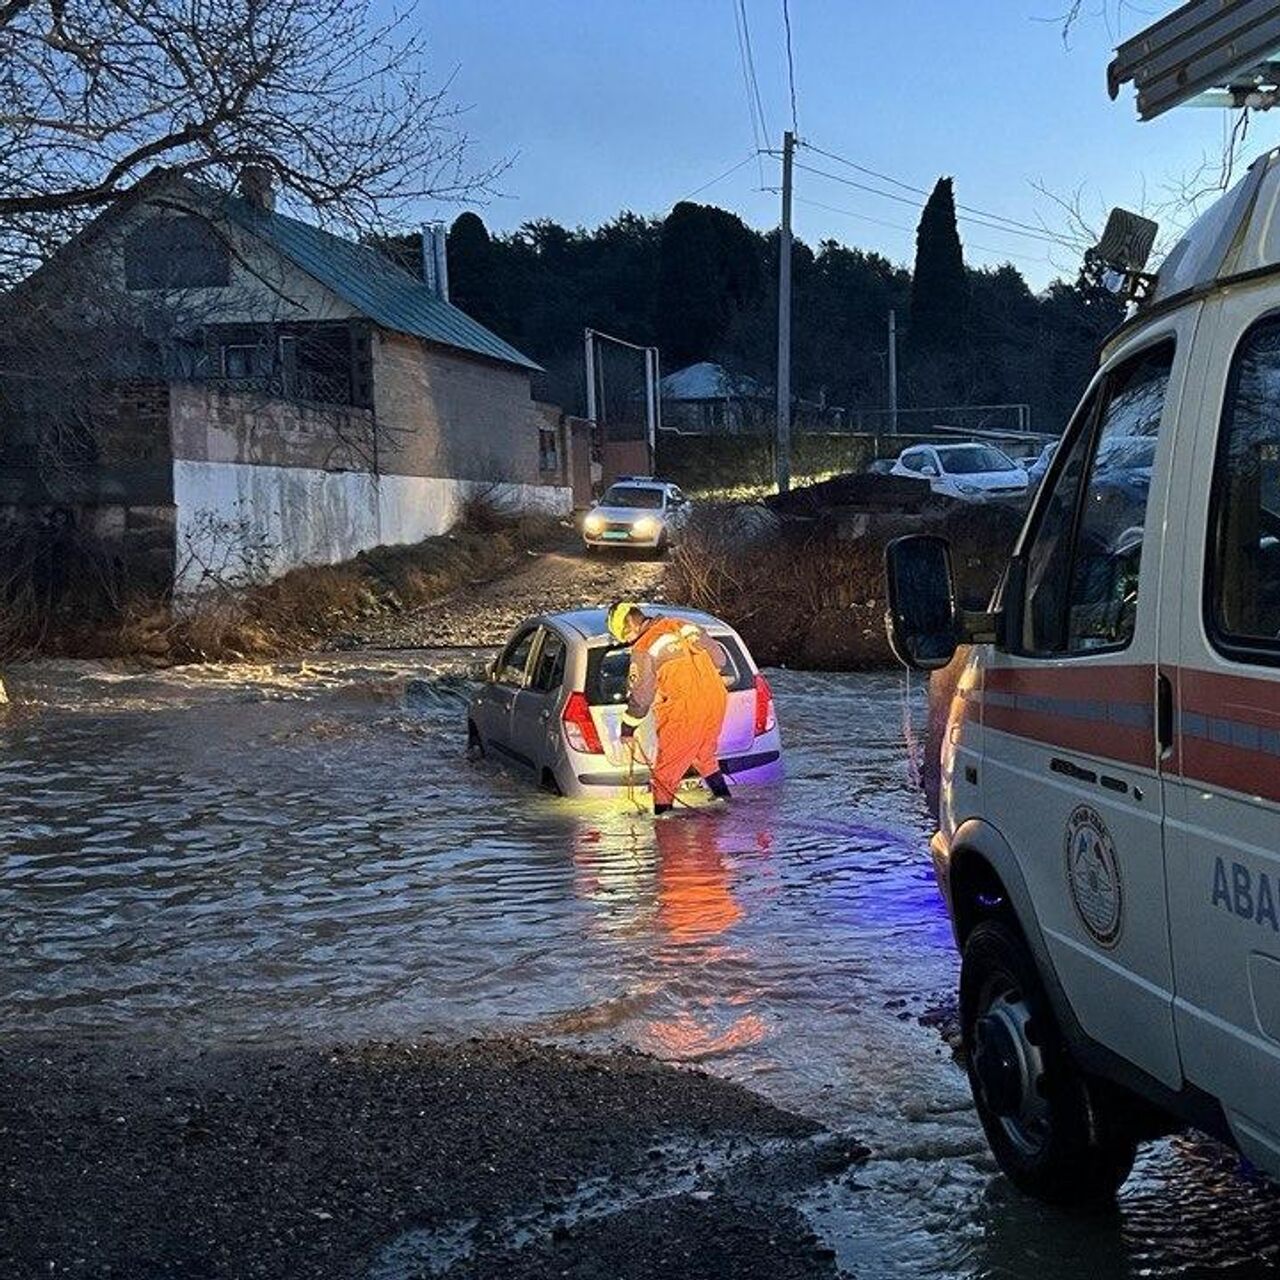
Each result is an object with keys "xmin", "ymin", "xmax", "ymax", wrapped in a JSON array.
[
  {"xmin": 584, "ymin": 513, "xmax": 604, "ymax": 534},
  {"xmin": 632, "ymin": 516, "xmax": 659, "ymax": 537}
]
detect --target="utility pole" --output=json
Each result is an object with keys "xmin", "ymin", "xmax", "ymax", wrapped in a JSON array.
[
  {"xmin": 775, "ymin": 129, "xmax": 795, "ymax": 493},
  {"xmin": 887, "ymin": 309, "xmax": 898, "ymax": 435}
]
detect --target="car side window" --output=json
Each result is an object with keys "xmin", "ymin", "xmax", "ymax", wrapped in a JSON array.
[
  {"xmin": 1021, "ymin": 340, "xmax": 1174, "ymax": 655},
  {"xmin": 529, "ymin": 629, "xmax": 567, "ymax": 693},
  {"xmin": 901, "ymin": 451, "xmax": 922, "ymax": 472},
  {"xmin": 1209, "ymin": 316, "xmax": 1280, "ymax": 660},
  {"xmin": 496, "ymin": 629, "xmax": 537, "ymax": 687}
]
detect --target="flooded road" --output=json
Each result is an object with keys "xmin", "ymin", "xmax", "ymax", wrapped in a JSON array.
[{"xmin": 4, "ymin": 656, "xmax": 1278, "ymax": 1278}]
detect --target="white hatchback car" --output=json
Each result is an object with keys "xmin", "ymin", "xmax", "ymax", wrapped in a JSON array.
[
  {"xmin": 467, "ymin": 607, "xmax": 783, "ymax": 799},
  {"xmin": 582, "ymin": 479, "xmax": 689, "ymax": 553},
  {"xmin": 891, "ymin": 443, "xmax": 1029, "ymax": 503}
]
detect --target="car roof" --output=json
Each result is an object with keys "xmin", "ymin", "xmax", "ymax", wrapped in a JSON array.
[{"xmin": 538, "ymin": 605, "xmax": 731, "ymax": 642}]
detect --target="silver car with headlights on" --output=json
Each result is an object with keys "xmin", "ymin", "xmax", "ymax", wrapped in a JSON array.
[
  {"xmin": 582, "ymin": 478, "xmax": 689, "ymax": 553},
  {"xmin": 467, "ymin": 607, "xmax": 783, "ymax": 799}
]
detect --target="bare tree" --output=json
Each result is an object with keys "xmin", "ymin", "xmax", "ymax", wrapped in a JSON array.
[{"xmin": 0, "ymin": 0, "xmax": 505, "ymax": 285}]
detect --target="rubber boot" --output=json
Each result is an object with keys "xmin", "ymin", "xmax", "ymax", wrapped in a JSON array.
[
  {"xmin": 705, "ymin": 771, "xmax": 731, "ymax": 801},
  {"xmin": 654, "ymin": 802, "xmax": 674, "ymax": 816}
]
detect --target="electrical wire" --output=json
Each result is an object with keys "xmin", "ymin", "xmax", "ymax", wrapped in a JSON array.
[
  {"xmin": 730, "ymin": 0, "xmax": 766, "ymax": 185},
  {"xmin": 793, "ymin": 195, "xmax": 1053, "ymax": 266},
  {"xmin": 793, "ymin": 160, "xmax": 1071, "ymax": 245},
  {"xmin": 677, "ymin": 153, "xmax": 759, "ymax": 204},
  {"xmin": 801, "ymin": 140, "xmax": 1072, "ymax": 242},
  {"xmin": 781, "ymin": 0, "xmax": 799, "ymax": 133}
]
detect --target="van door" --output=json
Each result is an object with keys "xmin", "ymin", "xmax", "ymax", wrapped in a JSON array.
[
  {"xmin": 1166, "ymin": 290, "xmax": 1280, "ymax": 1167},
  {"xmin": 981, "ymin": 315, "xmax": 1196, "ymax": 1090}
]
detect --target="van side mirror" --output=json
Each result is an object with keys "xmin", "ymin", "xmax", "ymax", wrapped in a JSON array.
[{"xmin": 884, "ymin": 535, "xmax": 960, "ymax": 671}]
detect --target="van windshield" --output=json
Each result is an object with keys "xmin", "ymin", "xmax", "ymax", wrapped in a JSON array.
[
  {"xmin": 936, "ymin": 446, "xmax": 1017, "ymax": 475},
  {"xmin": 585, "ymin": 635, "xmax": 755, "ymax": 704},
  {"xmin": 601, "ymin": 485, "xmax": 663, "ymax": 509}
]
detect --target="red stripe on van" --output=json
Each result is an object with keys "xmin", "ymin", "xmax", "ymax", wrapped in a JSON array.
[
  {"xmin": 1178, "ymin": 668, "xmax": 1280, "ymax": 803},
  {"xmin": 981, "ymin": 664, "xmax": 1156, "ymax": 769}
]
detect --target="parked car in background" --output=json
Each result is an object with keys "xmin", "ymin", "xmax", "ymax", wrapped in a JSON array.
[
  {"xmin": 582, "ymin": 478, "xmax": 689, "ymax": 554},
  {"xmin": 865, "ymin": 458, "xmax": 896, "ymax": 476},
  {"xmin": 890, "ymin": 442, "xmax": 1029, "ymax": 502},
  {"xmin": 1026, "ymin": 440, "xmax": 1060, "ymax": 489},
  {"xmin": 467, "ymin": 607, "xmax": 782, "ymax": 799}
]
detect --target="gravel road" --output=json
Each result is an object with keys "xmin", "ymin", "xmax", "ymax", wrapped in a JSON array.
[{"xmin": 351, "ymin": 542, "xmax": 667, "ymax": 649}]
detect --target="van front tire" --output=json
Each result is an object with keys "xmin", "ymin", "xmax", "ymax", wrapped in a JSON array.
[{"xmin": 960, "ymin": 918, "xmax": 1137, "ymax": 1205}]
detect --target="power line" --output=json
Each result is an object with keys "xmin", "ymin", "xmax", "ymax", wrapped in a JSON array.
[
  {"xmin": 793, "ymin": 195, "xmax": 1053, "ymax": 266},
  {"xmin": 802, "ymin": 139, "xmax": 1069, "ymax": 241},
  {"xmin": 781, "ymin": 0, "xmax": 799, "ymax": 133},
  {"xmin": 730, "ymin": 0, "xmax": 766, "ymax": 185},
  {"xmin": 735, "ymin": 0, "xmax": 770, "ymax": 150},
  {"xmin": 793, "ymin": 160, "xmax": 1070, "ymax": 245},
  {"xmin": 678, "ymin": 153, "xmax": 759, "ymax": 203}
]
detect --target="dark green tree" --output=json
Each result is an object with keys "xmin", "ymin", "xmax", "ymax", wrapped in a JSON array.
[
  {"xmin": 909, "ymin": 177, "xmax": 968, "ymax": 358},
  {"xmin": 447, "ymin": 212, "xmax": 500, "ymax": 332}
]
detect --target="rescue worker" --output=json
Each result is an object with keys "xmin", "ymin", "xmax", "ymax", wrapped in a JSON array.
[{"xmin": 606, "ymin": 601, "xmax": 732, "ymax": 815}]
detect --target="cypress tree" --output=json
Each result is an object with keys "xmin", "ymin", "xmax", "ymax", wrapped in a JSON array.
[{"xmin": 909, "ymin": 177, "xmax": 968, "ymax": 357}]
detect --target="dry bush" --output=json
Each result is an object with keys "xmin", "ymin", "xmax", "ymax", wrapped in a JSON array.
[
  {"xmin": 665, "ymin": 498, "xmax": 1023, "ymax": 671},
  {"xmin": 9, "ymin": 497, "xmax": 564, "ymax": 664}
]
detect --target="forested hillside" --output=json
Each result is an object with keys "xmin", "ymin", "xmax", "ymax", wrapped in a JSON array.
[{"xmin": 385, "ymin": 181, "xmax": 1123, "ymax": 434}]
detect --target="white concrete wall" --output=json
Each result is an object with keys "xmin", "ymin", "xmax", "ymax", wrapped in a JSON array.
[{"xmin": 173, "ymin": 459, "xmax": 571, "ymax": 590}]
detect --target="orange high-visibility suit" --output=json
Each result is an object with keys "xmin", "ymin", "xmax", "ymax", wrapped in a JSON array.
[{"xmin": 621, "ymin": 617, "xmax": 729, "ymax": 808}]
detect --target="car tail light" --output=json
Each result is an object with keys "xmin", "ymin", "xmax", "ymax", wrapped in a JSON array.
[
  {"xmin": 753, "ymin": 673, "xmax": 776, "ymax": 736},
  {"xmin": 562, "ymin": 691, "xmax": 604, "ymax": 754}
]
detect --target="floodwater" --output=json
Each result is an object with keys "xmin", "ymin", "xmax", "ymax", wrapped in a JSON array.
[{"xmin": 4, "ymin": 655, "xmax": 1279, "ymax": 1278}]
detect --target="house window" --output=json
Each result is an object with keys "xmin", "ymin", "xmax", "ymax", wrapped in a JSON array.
[
  {"xmin": 124, "ymin": 215, "xmax": 230, "ymax": 290},
  {"xmin": 222, "ymin": 343, "xmax": 268, "ymax": 379},
  {"xmin": 539, "ymin": 426, "xmax": 560, "ymax": 474}
]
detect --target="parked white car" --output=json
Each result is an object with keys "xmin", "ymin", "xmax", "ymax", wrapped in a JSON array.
[
  {"xmin": 467, "ymin": 607, "xmax": 782, "ymax": 799},
  {"xmin": 582, "ymin": 478, "xmax": 689, "ymax": 553},
  {"xmin": 890, "ymin": 443, "xmax": 1029, "ymax": 502},
  {"xmin": 1026, "ymin": 440, "xmax": 1060, "ymax": 489}
]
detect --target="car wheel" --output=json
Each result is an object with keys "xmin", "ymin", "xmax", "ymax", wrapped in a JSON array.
[
  {"xmin": 540, "ymin": 767, "xmax": 563, "ymax": 796},
  {"xmin": 654, "ymin": 531, "xmax": 670, "ymax": 559},
  {"xmin": 960, "ymin": 918, "xmax": 1137, "ymax": 1204},
  {"xmin": 466, "ymin": 721, "xmax": 485, "ymax": 761}
]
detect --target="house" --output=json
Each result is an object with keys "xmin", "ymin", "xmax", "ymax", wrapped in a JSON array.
[
  {"xmin": 0, "ymin": 168, "xmax": 572, "ymax": 590},
  {"xmin": 660, "ymin": 362, "xmax": 769, "ymax": 435}
]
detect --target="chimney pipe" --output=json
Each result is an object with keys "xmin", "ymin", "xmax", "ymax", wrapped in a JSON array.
[
  {"xmin": 240, "ymin": 164, "xmax": 275, "ymax": 213},
  {"xmin": 422, "ymin": 222, "xmax": 449, "ymax": 301}
]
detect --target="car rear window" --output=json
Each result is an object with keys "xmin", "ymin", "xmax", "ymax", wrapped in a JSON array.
[{"xmin": 585, "ymin": 633, "xmax": 755, "ymax": 704}]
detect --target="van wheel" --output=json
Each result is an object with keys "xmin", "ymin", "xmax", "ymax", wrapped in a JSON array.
[
  {"xmin": 960, "ymin": 918, "xmax": 1137, "ymax": 1204},
  {"xmin": 466, "ymin": 722, "xmax": 485, "ymax": 761}
]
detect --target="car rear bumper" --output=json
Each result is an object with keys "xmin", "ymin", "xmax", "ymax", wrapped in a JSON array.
[{"xmin": 565, "ymin": 749, "xmax": 783, "ymax": 797}]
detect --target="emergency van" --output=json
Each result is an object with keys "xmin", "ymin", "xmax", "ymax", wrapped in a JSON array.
[{"xmin": 886, "ymin": 150, "xmax": 1280, "ymax": 1203}]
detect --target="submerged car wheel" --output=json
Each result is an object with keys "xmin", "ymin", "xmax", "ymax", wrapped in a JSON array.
[
  {"xmin": 466, "ymin": 721, "xmax": 486, "ymax": 761},
  {"xmin": 960, "ymin": 918, "xmax": 1137, "ymax": 1204}
]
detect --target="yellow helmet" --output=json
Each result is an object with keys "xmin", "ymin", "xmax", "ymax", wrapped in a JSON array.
[{"xmin": 607, "ymin": 601, "xmax": 640, "ymax": 642}]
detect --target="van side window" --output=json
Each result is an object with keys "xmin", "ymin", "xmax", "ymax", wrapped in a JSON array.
[
  {"xmin": 1022, "ymin": 342, "xmax": 1174, "ymax": 655},
  {"xmin": 1210, "ymin": 318, "xmax": 1280, "ymax": 659}
]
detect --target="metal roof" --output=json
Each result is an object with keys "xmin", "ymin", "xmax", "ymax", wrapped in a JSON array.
[{"xmin": 220, "ymin": 196, "xmax": 541, "ymax": 372}]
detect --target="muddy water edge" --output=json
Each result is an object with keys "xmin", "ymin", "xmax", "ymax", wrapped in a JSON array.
[{"xmin": 3, "ymin": 656, "xmax": 1279, "ymax": 1279}]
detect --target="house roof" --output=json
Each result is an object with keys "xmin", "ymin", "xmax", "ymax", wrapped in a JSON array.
[
  {"xmin": 217, "ymin": 194, "xmax": 541, "ymax": 373},
  {"xmin": 660, "ymin": 361, "xmax": 763, "ymax": 401}
]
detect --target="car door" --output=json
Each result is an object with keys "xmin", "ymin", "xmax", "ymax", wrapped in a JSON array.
[
  {"xmin": 981, "ymin": 316, "xmax": 1195, "ymax": 1090},
  {"xmin": 1165, "ymin": 289, "xmax": 1280, "ymax": 1167},
  {"xmin": 511, "ymin": 626, "xmax": 568, "ymax": 778},
  {"xmin": 474, "ymin": 625, "xmax": 539, "ymax": 765}
]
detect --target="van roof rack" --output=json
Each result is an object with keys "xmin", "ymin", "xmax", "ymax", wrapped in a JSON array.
[{"xmin": 1110, "ymin": 0, "xmax": 1280, "ymax": 120}]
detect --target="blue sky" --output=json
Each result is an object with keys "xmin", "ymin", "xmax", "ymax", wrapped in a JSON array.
[{"xmin": 418, "ymin": 2, "xmax": 1269, "ymax": 289}]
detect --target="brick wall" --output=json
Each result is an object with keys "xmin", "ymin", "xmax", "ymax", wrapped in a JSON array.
[
  {"xmin": 372, "ymin": 331, "xmax": 541, "ymax": 485},
  {"xmin": 169, "ymin": 383, "xmax": 377, "ymax": 471}
]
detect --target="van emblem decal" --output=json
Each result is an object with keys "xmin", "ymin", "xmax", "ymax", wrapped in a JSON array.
[{"xmin": 1065, "ymin": 805, "xmax": 1123, "ymax": 949}]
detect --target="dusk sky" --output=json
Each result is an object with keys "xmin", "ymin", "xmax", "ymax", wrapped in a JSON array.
[{"xmin": 420, "ymin": 1, "xmax": 1271, "ymax": 289}]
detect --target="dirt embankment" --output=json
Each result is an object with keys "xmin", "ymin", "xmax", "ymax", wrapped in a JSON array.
[{"xmin": 2, "ymin": 1037, "xmax": 864, "ymax": 1280}]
